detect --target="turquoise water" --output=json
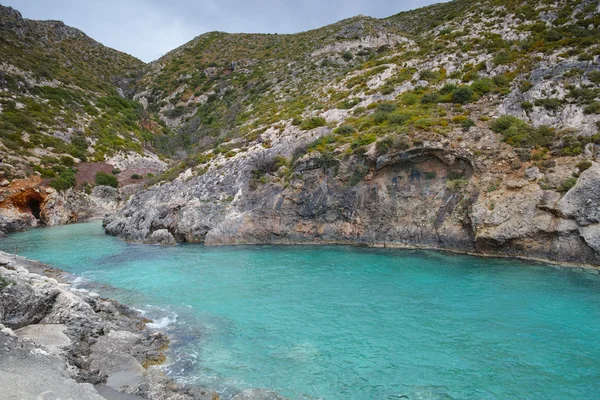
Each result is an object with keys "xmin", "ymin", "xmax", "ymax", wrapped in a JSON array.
[{"xmin": 1, "ymin": 221, "xmax": 600, "ymax": 399}]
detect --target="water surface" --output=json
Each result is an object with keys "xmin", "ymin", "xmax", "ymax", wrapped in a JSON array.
[{"xmin": 1, "ymin": 221, "xmax": 600, "ymax": 399}]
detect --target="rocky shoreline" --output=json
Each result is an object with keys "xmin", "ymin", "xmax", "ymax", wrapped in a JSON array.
[{"xmin": 0, "ymin": 250, "xmax": 217, "ymax": 400}]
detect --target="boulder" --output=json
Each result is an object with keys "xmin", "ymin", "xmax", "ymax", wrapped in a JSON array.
[
  {"xmin": 558, "ymin": 163, "xmax": 600, "ymax": 226},
  {"xmin": 145, "ymin": 229, "xmax": 176, "ymax": 245}
]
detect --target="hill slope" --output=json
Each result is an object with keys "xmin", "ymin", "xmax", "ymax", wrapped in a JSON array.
[{"xmin": 0, "ymin": 5, "xmax": 167, "ymax": 182}]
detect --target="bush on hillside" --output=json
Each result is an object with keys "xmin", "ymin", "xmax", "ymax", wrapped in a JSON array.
[
  {"xmin": 452, "ymin": 87, "xmax": 474, "ymax": 104},
  {"xmin": 50, "ymin": 169, "xmax": 77, "ymax": 191},
  {"xmin": 95, "ymin": 171, "xmax": 118, "ymax": 188},
  {"xmin": 490, "ymin": 115, "xmax": 556, "ymax": 148}
]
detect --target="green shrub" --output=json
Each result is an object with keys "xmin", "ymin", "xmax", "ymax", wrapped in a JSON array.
[
  {"xmin": 0, "ymin": 275, "xmax": 14, "ymax": 290},
  {"xmin": 318, "ymin": 152, "xmax": 336, "ymax": 169},
  {"xmin": 337, "ymin": 98, "xmax": 361, "ymax": 109},
  {"xmin": 534, "ymin": 98, "xmax": 564, "ymax": 111},
  {"xmin": 34, "ymin": 165, "xmax": 56, "ymax": 178},
  {"xmin": 439, "ymin": 84, "xmax": 457, "ymax": 95},
  {"xmin": 446, "ymin": 178, "xmax": 468, "ymax": 191},
  {"xmin": 334, "ymin": 125, "xmax": 355, "ymax": 135},
  {"xmin": 388, "ymin": 112, "xmax": 411, "ymax": 125},
  {"xmin": 491, "ymin": 115, "xmax": 522, "ymax": 133},
  {"xmin": 559, "ymin": 177, "xmax": 577, "ymax": 193},
  {"xmin": 95, "ymin": 171, "xmax": 118, "ymax": 187},
  {"xmin": 376, "ymin": 137, "xmax": 393, "ymax": 153},
  {"xmin": 576, "ymin": 160, "xmax": 592, "ymax": 171},
  {"xmin": 273, "ymin": 156, "xmax": 289, "ymax": 169},
  {"xmin": 584, "ymin": 101, "xmax": 600, "ymax": 114},
  {"xmin": 401, "ymin": 93, "xmax": 419, "ymax": 105},
  {"xmin": 352, "ymin": 133, "xmax": 377, "ymax": 148},
  {"xmin": 520, "ymin": 81, "xmax": 534, "ymax": 92},
  {"xmin": 589, "ymin": 71, "xmax": 600, "ymax": 85},
  {"xmin": 424, "ymin": 171, "xmax": 437, "ymax": 180},
  {"xmin": 131, "ymin": 173, "xmax": 143, "ymax": 180},
  {"xmin": 50, "ymin": 169, "xmax": 76, "ymax": 191},
  {"xmin": 299, "ymin": 117, "xmax": 326, "ymax": 130},
  {"xmin": 452, "ymin": 87, "xmax": 474, "ymax": 104},
  {"xmin": 380, "ymin": 86, "xmax": 394, "ymax": 95},
  {"xmin": 421, "ymin": 93, "xmax": 440, "ymax": 104},
  {"xmin": 492, "ymin": 75, "xmax": 510, "ymax": 87},
  {"xmin": 471, "ymin": 78, "xmax": 494, "ymax": 95},
  {"xmin": 419, "ymin": 69, "xmax": 440, "ymax": 81},
  {"xmin": 462, "ymin": 119, "xmax": 476, "ymax": 131},
  {"xmin": 491, "ymin": 115, "xmax": 556, "ymax": 148},
  {"xmin": 521, "ymin": 101, "xmax": 533, "ymax": 112},
  {"xmin": 342, "ymin": 51, "xmax": 353, "ymax": 61},
  {"xmin": 60, "ymin": 155, "xmax": 75, "ymax": 167},
  {"xmin": 372, "ymin": 112, "xmax": 389, "ymax": 124},
  {"xmin": 376, "ymin": 103, "xmax": 396, "ymax": 113},
  {"xmin": 493, "ymin": 51, "xmax": 515, "ymax": 65}
]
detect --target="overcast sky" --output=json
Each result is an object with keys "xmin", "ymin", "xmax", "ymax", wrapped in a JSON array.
[{"xmin": 4, "ymin": 0, "xmax": 446, "ymax": 63}]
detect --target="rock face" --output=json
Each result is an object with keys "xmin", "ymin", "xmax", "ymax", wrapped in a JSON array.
[
  {"xmin": 0, "ymin": 251, "xmax": 216, "ymax": 399},
  {"xmin": 104, "ymin": 121, "xmax": 600, "ymax": 266},
  {"xmin": 0, "ymin": 175, "xmax": 136, "ymax": 235}
]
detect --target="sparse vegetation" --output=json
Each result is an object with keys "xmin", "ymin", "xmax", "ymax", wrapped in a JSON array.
[
  {"xmin": 95, "ymin": 171, "xmax": 119, "ymax": 188},
  {"xmin": 0, "ymin": 275, "xmax": 14, "ymax": 290}
]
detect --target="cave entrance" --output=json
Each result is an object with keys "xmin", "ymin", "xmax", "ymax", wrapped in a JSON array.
[
  {"xmin": 13, "ymin": 190, "xmax": 46, "ymax": 225},
  {"xmin": 28, "ymin": 198, "xmax": 42, "ymax": 221}
]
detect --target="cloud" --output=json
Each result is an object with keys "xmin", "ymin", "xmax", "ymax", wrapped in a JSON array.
[{"xmin": 3, "ymin": 0, "xmax": 447, "ymax": 62}]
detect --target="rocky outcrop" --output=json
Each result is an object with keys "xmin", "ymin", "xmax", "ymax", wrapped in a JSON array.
[
  {"xmin": 0, "ymin": 165, "xmax": 168, "ymax": 235},
  {"xmin": 104, "ymin": 120, "xmax": 600, "ymax": 267},
  {"xmin": 0, "ymin": 178, "xmax": 126, "ymax": 235},
  {"xmin": 0, "ymin": 251, "xmax": 216, "ymax": 399}
]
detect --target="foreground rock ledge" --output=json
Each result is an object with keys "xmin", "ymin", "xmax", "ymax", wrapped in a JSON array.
[{"xmin": 0, "ymin": 251, "xmax": 217, "ymax": 400}]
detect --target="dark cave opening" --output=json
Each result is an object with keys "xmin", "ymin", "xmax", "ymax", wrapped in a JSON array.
[
  {"xmin": 12, "ymin": 190, "xmax": 46, "ymax": 225},
  {"xmin": 28, "ymin": 198, "xmax": 42, "ymax": 221}
]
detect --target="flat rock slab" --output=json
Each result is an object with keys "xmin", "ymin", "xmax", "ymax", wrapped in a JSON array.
[
  {"xmin": 0, "ymin": 332, "xmax": 105, "ymax": 400},
  {"xmin": 95, "ymin": 384, "xmax": 145, "ymax": 400},
  {"xmin": 90, "ymin": 330, "xmax": 147, "ymax": 392},
  {"xmin": 15, "ymin": 323, "xmax": 70, "ymax": 353}
]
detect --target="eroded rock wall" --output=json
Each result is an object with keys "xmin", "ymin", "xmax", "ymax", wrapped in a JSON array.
[
  {"xmin": 0, "ymin": 177, "xmax": 126, "ymax": 235},
  {"xmin": 104, "ymin": 122, "xmax": 600, "ymax": 267}
]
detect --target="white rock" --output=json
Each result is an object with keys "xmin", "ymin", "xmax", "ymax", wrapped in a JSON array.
[
  {"xmin": 15, "ymin": 266, "xmax": 28, "ymax": 274},
  {"xmin": 1, "ymin": 327, "xmax": 16, "ymax": 338}
]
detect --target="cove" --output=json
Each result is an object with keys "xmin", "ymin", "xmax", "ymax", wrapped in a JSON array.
[{"xmin": 1, "ymin": 221, "xmax": 600, "ymax": 399}]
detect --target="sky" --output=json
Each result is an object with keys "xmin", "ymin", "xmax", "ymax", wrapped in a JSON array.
[{"xmin": 4, "ymin": 0, "xmax": 447, "ymax": 63}]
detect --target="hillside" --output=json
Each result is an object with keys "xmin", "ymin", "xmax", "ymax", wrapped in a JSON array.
[
  {"xmin": 2, "ymin": 0, "xmax": 600, "ymax": 265},
  {"xmin": 0, "ymin": 5, "xmax": 166, "ymax": 184}
]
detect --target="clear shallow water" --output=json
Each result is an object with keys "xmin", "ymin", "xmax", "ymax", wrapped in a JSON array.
[{"xmin": 2, "ymin": 221, "xmax": 600, "ymax": 399}]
